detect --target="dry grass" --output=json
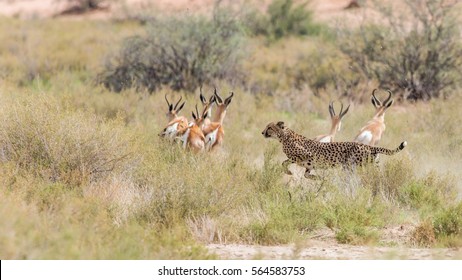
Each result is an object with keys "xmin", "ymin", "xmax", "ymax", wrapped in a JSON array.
[{"xmin": 0, "ymin": 16, "xmax": 461, "ymax": 259}]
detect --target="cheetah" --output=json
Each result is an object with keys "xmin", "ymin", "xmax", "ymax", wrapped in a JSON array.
[{"xmin": 262, "ymin": 121, "xmax": 407, "ymax": 178}]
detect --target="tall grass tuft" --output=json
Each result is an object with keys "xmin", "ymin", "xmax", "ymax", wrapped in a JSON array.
[{"xmin": 0, "ymin": 96, "xmax": 137, "ymax": 187}]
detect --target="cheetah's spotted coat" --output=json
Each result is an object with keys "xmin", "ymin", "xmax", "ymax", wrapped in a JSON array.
[{"xmin": 262, "ymin": 121, "xmax": 407, "ymax": 178}]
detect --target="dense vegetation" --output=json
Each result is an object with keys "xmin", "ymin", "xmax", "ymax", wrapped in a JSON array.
[{"xmin": 0, "ymin": 0, "xmax": 461, "ymax": 259}]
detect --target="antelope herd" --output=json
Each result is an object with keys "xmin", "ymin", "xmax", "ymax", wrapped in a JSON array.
[
  {"xmin": 159, "ymin": 88, "xmax": 396, "ymax": 155},
  {"xmin": 159, "ymin": 88, "xmax": 234, "ymax": 152}
]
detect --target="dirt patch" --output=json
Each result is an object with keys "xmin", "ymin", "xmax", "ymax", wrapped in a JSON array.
[
  {"xmin": 207, "ymin": 242, "xmax": 461, "ymax": 259},
  {"xmin": 207, "ymin": 226, "xmax": 462, "ymax": 259}
]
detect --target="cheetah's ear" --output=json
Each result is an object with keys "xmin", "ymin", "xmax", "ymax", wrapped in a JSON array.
[{"xmin": 276, "ymin": 121, "xmax": 285, "ymax": 129}]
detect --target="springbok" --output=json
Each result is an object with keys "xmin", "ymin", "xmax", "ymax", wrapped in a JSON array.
[
  {"xmin": 196, "ymin": 88, "xmax": 234, "ymax": 151},
  {"xmin": 354, "ymin": 89, "xmax": 394, "ymax": 146},
  {"xmin": 199, "ymin": 87, "xmax": 216, "ymax": 127},
  {"xmin": 212, "ymin": 88, "xmax": 234, "ymax": 124},
  {"xmin": 159, "ymin": 95, "xmax": 188, "ymax": 139},
  {"xmin": 202, "ymin": 120, "xmax": 224, "ymax": 151},
  {"xmin": 176, "ymin": 105, "xmax": 206, "ymax": 153},
  {"xmin": 191, "ymin": 101, "xmax": 224, "ymax": 152},
  {"xmin": 314, "ymin": 101, "xmax": 350, "ymax": 143}
]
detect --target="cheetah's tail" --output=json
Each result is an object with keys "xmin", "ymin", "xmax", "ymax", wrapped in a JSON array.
[{"xmin": 374, "ymin": 141, "xmax": 407, "ymax": 155}]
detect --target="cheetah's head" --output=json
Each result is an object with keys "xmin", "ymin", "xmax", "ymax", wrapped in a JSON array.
[{"xmin": 262, "ymin": 121, "xmax": 285, "ymax": 139}]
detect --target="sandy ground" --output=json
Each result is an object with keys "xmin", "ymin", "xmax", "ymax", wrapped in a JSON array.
[
  {"xmin": 207, "ymin": 243, "xmax": 462, "ymax": 260},
  {"xmin": 207, "ymin": 227, "xmax": 462, "ymax": 260}
]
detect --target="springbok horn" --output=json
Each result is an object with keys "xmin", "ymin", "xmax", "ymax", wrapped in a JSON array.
[
  {"xmin": 174, "ymin": 96, "xmax": 183, "ymax": 110},
  {"xmin": 199, "ymin": 86, "xmax": 206, "ymax": 103},
  {"xmin": 340, "ymin": 103, "xmax": 350, "ymax": 118},
  {"xmin": 227, "ymin": 91, "xmax": 234, "ymax": 100},
  {"xmin": 214, "ymin": 88, "xmax": 223, "ymax": 104},
  {"xmin": 372, "ymin": 89, "xmax": 381, "ymax": 106},
  {"xmin": 384, "ymin": 90, "xmax": 393, "ymax": 104},
  {"xmin": 165, "ymin": 94, "xmax": 171, "ymax": 107},
  {"xmin": 328, "ymin": 101, "xmax": 335, "ymax": 117}
]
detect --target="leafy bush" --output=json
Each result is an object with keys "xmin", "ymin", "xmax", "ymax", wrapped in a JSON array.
[
  {"xmin": 99, "ymin": 10, "xmax": 245, "ymax": 93},
  {"xmin": 433, "ymin": 202, "xmax": 462, "ymax": 239},
  {"xmin": 398, "ymin": 172, "xmax": 457, "ymax": 213},
  {"xmin": 337, "ymin": 0, "xmax": 462, "ymax": 101},
  {"xmin": 244, "ymin": 0, "xmax": 326, "ymax": 41},
  {"xmin": 323, "ymin": 194, "xmax": 383, "ymax": 245}
]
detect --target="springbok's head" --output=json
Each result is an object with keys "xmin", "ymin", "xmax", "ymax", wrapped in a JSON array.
[
  {"xmin": 371, "ymin": 89, "xmax": 394, "ymax": 117},
  {"xmin": 213, "ymin": 88, "xmax": 234, "ymax": 123},
  {"xmin": 199, "ymin": 86, "xmax": 216, "ymax": 121},
  {"xmin": 214, "ymin": 88, "xmax": 234, "ymax": 109},
  {"xmin": 165, "ymin": 94, "xmax": 185, "ymax": 121},
  {"xmin": 328, "ymin": 101, "xmax": 350, "ymax": 132},
  {"xmin": 191, "ymin": 104, "xmax": 208, "ymax": 128}
]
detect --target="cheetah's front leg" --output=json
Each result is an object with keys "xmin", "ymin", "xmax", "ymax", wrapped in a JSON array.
[
  {"xmin": 282, "ymin": 159, "xmax": 294, "ymax": 175},
  {"xmin": 304, "ymin": 168, "xmax": 319, "ymax": 180},
  {"xmin": 302, "ymin": 161, "xmax": 320, "ymax": 180}
]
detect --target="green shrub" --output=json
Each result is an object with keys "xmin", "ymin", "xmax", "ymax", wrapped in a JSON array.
[
  {"xmin": 323, "ymin": 190, "xmax": 384, "ymax": 245},
  {"xmin": 398, "ymin": 172, "xmax": 457, "ymax": 213},
  {"xmin": 433, "ymin": 202, "xmax": 462, "ymax": 239},
  {"xmin": 244, "ymin": 0, "xmax": 327, "ymax": 41},
  {"xmin": 99, "ymin": 9, "xmax": 246, "ymax": 93},
  {"xmin": 241, "ymin": 185, "xmax": 322, "ymax": 245},
  {"xmin": 337, "ymin": 0, "xmax": 462, "ymax": 101}
]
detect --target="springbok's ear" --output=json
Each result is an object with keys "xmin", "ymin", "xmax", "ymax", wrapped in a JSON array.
[
  {"xmin": 225, "ymin": 92, "xmax": 234, "ymax": 106},
  {"xmin": 169, "ymin": 104, "xmax": 173, "ymax": 111},
  {"xmin": 192, "ymin": 112, "xmax": 197, "ymax": 119},
  {"xmin": 177, "ymin": 102, "xmax": 185, "ymax": 113},
  {"xmin": 385, "ymin": 99, "xmax": 394, "ymax": 108},
  {"xmin": 203, "ymin": 111, "xmax": 208, "ymax": 119},
  {"xmin": 276, "ymin": 121, "xmax": 285, "ymax": 129}
]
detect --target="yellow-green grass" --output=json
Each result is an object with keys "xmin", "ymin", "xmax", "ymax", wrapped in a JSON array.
[{"xmin": 0, "ymin": 18, "xmax": 461, "ymax": 259}]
